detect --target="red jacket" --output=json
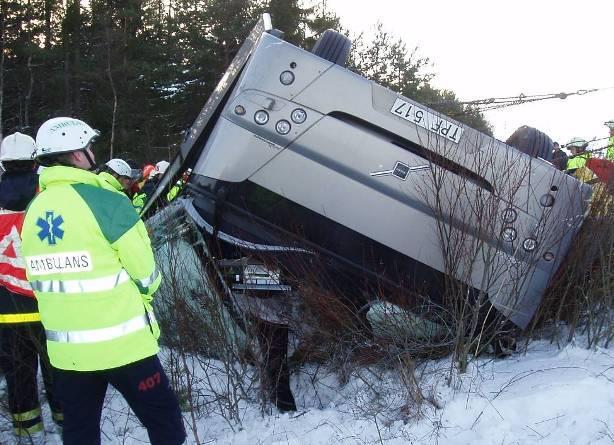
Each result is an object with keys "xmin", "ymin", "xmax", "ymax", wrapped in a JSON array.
[{"xmin": 0, "ymin": 210, "xmax": 34, "ymax": 297}]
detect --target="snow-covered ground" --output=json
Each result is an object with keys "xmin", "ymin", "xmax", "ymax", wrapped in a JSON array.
[{"xmin": 1, "ymin": 339, "xmax": 612, "ymax": 444}]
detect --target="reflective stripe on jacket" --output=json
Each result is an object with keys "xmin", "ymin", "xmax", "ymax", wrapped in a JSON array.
[
  {"xmin": 0, "ymin": 211, "xmax": 34, "ymax": 297},
  {"xmin": 0, "ymin": 312, "xmax": 40, "ymax": 323},
  {"xmin": 0, "ymin": 286, "xmax": 40, "ymax": 324},
  {"xmin": 21, "ymin": 166, "xmax": 161, "ymax": 371}
]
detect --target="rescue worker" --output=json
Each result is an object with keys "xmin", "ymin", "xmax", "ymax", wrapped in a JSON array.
[
  {"xmin": 125, "ymin": 159, "xmax": 142, "ymax": 198},
  {"xmin": 131, "ymin": 164, "xmax": 155, "ymax": 212},
  {"xmin": 140, "ymin": 164, "xmax": 156, "ymax": 189},
  {"xmin": 132, "ymin": 160, "xmax": 169, "ymax": 214},
  {"xmin": 0, "ymin": 132, "xmax": 62, "ymax": 444},
  {"xmin": 98, "ymin": 158, "xmax": 133, "ymax": 194},
  {"xmin": 605, "ymin": 119, "xmax": 614, "ymax": 160},
  {"xmin": 150, "ymin": 160, "xmax": 169, "ymax": 187},
  {"xmin": 565, "ymin": 137, "xmax": 593, "ymax": 182},
  {"xmin": 20, "ymin": 117, "xmax": 186, "ymax": 445},
  {"xmin": 167, "ymin": 168, "xmax": 191, "ymax": 202}
]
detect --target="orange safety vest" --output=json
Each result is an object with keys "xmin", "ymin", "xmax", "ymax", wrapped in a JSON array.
[{"xmin": 0, "ymin": 210, "xmax": 34, "ymax": 297}]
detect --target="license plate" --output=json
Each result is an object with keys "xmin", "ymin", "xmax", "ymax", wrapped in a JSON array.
[{"xmin": 390, "ymin": 98, "xmax": 464, "ymax": 144}]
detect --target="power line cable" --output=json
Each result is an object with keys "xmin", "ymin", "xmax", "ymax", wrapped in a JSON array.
[
  {"xmin": 563, "ymin": 136, "xmax": 610, "ymax": 147},
  {"xmin": 427, "ymin": 86, "xmax": 614, "ymax": 111}
]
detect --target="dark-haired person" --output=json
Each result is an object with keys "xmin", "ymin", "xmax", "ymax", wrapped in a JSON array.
[{"xmin": 551, "ymin": 141, "xmax": 568, "ymax": 171}]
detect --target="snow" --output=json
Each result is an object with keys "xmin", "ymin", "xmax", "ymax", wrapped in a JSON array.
[
  {"xmin": 1, "ymin": 339, "xmax": 612, "ymax": 444},
  {"xmin": 199, "ymin": 340, "xmax": 614, "ymax": 445}
]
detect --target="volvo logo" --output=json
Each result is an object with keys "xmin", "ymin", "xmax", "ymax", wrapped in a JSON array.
[{"xmin": 370, "ymin": 161, "xmax": 430, "ymax": 180}]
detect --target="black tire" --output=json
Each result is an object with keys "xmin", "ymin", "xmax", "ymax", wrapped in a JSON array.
[
  {"xmin": 505, "ymin": 125, "xmax": 554, "ymax": 161},
  {"xmin": 311, "ymin": 29, "xmax": 352, "ymax": 66}
]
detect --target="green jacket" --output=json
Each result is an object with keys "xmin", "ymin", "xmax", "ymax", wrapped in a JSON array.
[
  {"xmin": 132, "ymin": 191, "xmax": 146, "ymax": 214},
  {"xmin": 98, "ymin": 171, "xmax": 124, "ymax": 194},
  {"xmin": 566, "ymin": 152, "xmax": 590, "ymax": 170},
  {"xmin": 607, "ymin": 136, "xmax": 614, "ymax": 161},
  {"xmin": 166, "ymin": 179, "xmax": 185, "ymax": 202},
  {"xmin": 21, "ymin": 166, "xmax": 161, "ymax": 371}
]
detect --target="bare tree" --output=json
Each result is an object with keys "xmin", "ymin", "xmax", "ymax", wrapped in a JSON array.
[
  {"xmin": 533, "ymin": 184, "xmax": 614, "ymax": 348},
  {"xmin": 149, "ymin": 205, "xmax": 259, "ymax": 439},
  {"xmin": 105, "ymin": 24, "xmax": 118, "ymax": 159},
  {"xmin": 414, "ymin": 130, "xmax": 587, "ymax": 373}
]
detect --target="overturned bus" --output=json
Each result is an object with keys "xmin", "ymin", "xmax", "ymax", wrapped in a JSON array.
[{"xmin": 146, "ymin": 14, "xmax": 592, "ymax": 342}]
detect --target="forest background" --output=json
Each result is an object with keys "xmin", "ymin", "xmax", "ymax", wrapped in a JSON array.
[{"xmin": 0, "ymin": 0, "xmax": 490, "ymax": 164}]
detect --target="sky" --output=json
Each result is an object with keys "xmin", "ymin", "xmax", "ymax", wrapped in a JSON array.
[{"xmin": 324, "ymin": 0, "xmax": 614, "ymax": 148}]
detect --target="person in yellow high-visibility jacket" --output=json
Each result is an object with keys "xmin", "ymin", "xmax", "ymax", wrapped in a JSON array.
[
  {"xmin": 132, "ymin": 161, "xmax": 169, "ymax": 214},
  {"xmin": 98, "ymin": 158, "xmax": 134, "ymax": 195},
  {"xmin": 565, "ymin": 137, "xmax": 593, "ymax": 182},
  {"xmin": 166, "ymin": 169, "xmax": 192, "ymax": 202},
  {"xmin": 21, "ymin": 118, "xmax": 185, "ymax": 445}
]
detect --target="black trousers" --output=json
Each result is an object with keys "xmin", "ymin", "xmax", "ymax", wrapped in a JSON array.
[
  {"xmin": 54, "ymin": 355, "xmax": 186, "ymax": 445},
  {"xmin": 0, "ymin": 321, "xmax": 62, "ymax": 434}
]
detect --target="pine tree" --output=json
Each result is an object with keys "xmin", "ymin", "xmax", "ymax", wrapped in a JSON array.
[
  {"xmin": 1, "ymin": 0, "xmax": 59, "ymax": 133},
  {"xmin": 349, "ymin": 23, "xmax": 491, "ymax": 135},
  {"xmin": 0, "ymin": 0, "xmax": 492, "ymax": 159}
]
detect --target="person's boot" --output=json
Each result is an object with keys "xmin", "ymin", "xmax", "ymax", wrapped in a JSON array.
[
  {"xmin": 27, "ymin": 430, "xmax": 46, "ymax": 445},
  {"xmin": 13, "ymin": 427, "xmax": 45, "ymax": 445}
]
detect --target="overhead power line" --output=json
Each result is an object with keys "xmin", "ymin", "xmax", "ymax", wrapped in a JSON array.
[{"xmin": 428, "ymin": 87, "xmax": 614, "ymax": 111}]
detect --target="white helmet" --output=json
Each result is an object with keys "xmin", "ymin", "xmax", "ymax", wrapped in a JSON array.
[
  {"xmin": 566, "ymin": 137, "xmax": 587, "ymax": 148},
  {"xmin": 0, "ymin": 132, "xmax": 37, "ymax": 161},
  {"xmin": 105, "ymin": 158, "xmax": 132, "ymax": 178},
  {"xmin": 35, "ymin": 117, "xmax": 99, "ymax": 159},
  {"xmin": 154, "ymin": 160, "xmax": 170, "ymax": 176},
  {"xmin": 605, "ymin": 119, "xmax": 614, "ymax": 130}
]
